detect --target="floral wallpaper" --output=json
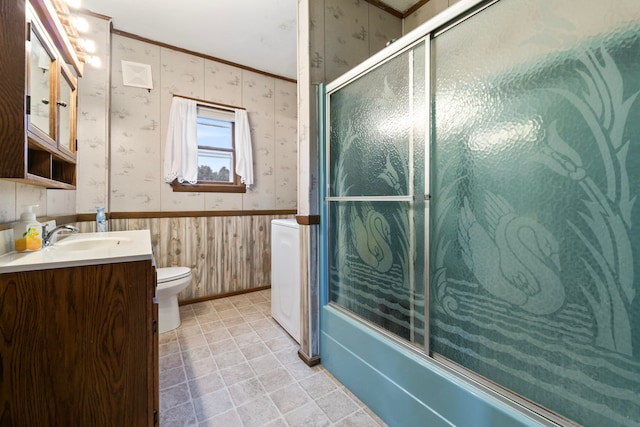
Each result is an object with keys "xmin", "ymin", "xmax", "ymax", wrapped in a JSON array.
[
  {"xmin": 109, "ymin": 34, "xmax": 298, "ymax": 212},
  {"xmin": 76, "ymin": 14, "xmax": 111, "ymax": 213},
  {"xmin": 310, "ymin": 0, "xmax": 402, "ymax": 84},
  {"xmin": 403, "ymin": 0, "xmax": 459, "ymax": 34}
]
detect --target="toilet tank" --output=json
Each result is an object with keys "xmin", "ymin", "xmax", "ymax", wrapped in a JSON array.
[{"xmin": 271, "ymin": 218, "xmax": 300, "ymax": 343}]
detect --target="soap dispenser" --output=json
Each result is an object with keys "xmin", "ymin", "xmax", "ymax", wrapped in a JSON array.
[
  {"xmin": 14, "ymin": 205, "xmax": 43, "ymax": 252},
  {"xmin": 96, "ymin": 207, "xmax": 107, "ymax": 232}
]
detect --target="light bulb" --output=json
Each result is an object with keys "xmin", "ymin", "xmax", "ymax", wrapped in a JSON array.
[
  {"xmin": 72, "ymin": 16, "xmax": 89, "ymax": 33},
  {"xmin": 81, "ymin": 38, "xmax": 96, "ymax": 53},
  {"xmin": 87, "ymin": 55, "xmax": 101, "ymax": 68}
]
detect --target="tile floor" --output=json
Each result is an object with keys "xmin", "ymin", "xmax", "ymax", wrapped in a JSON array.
[{"xmin": 159, "ymin": 289, "xmax": 388, "ymax": 427}]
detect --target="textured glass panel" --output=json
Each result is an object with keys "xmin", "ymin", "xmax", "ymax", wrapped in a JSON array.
[
  {"xmin": 329, "ymin": 201, "xmax": 426, "ymax": 345},
  {"xmin": 431, "ymin": 0, "xmax": 640, "ymax": 426},
  {"xmin": 58, "ymin": 73, "xmax": 72, "ymax": 152},
  {"xmin": 329, "ymin": 43, "xmax": 426, "ymax": 198},
  {"xmin": 29, "ymin": 28, "xmax": 52, "ymax": 137},
  {"xmin": 327, "ymin": 41, "xmax": 427, "ymax": 346}
]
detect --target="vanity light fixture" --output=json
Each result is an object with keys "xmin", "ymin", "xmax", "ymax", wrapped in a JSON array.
[
  {"xmin": 85, "ymin": 55, "xmax": 101, "ymax": 68},
  {"xmin": 50, "ymin": 0, "xmax": 101, "ymax": 68},
  {"xmin": 71, "ymin": 16, "xmax": 89, "ymax": 33},
  {"xmin": 80, "ymin": 38, "xmax": 95, "ymax": 53}
]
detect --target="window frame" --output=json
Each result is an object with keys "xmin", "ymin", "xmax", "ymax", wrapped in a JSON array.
[{"xmin": 171, "ymin": 103, "xmax": 246, "ymax": 193}]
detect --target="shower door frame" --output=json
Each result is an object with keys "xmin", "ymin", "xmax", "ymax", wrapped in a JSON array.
[
  {"xmin": 324, "ymin": 35, "xmax": 431, "ymax": 353},
  {"xmin": 318, "ymin": 0, "xmax": 567, "ymax": 425}
]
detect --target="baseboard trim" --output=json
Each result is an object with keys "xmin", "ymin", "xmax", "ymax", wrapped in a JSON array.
[
  {"xmin": 298, "ymin": 350, "xmax": 321, "ymax": 367},
  {"xmin": 179, "ymin": 285, "xmax": 271, "ymax": 306}
]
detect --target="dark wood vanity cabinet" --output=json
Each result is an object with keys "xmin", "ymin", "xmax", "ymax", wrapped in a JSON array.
[{"xmin": 0, "ymin": 260, "xmax": 159, "ymax": 426}]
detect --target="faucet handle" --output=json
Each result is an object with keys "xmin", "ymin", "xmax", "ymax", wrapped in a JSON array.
[{"xmin": 42, "ymin": 223, "xmax": 49, "ymax": 238}]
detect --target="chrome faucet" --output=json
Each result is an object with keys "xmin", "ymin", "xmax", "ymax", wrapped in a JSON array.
[{"xmin": 42, "ymin": 224, "xmax": 79, "ymax": 247}]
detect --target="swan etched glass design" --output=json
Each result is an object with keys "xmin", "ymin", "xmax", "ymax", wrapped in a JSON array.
[
  {"xmin": 430, "ymin": 0, "xmax": 640, "ymax": 425},
  {"xmin": 328, "ymin": 42, "xmax": 427, "ymax": 345},
  {"xmin": 325, "ymin": 0, "xmax": 639, "ymax": 425}
]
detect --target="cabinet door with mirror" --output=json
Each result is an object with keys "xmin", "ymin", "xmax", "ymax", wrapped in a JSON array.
[
  {"xmin": 58, "ymin": 65, "xmax": 77, "ymax": 155},
  {"xmin": 0, "ymin": 0, "xmax": 80, "ymax": 189},
  {"xmin": 27, "ymin": 20, "xmax": 55, "ymax": 144}
]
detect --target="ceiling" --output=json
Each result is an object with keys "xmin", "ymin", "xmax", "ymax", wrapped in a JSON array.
[
  {"xmin": 380, "ymin": 0, "xmax": 426, "ymax": 13},
  {"xmin": 80, "ymin": 0, "xmax": 423, "ymax": 80}
]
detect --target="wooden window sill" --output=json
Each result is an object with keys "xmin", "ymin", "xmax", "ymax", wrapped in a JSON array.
[{"xmin": 170, "ymin": 181, "xmax": 247, "ymax": 193}]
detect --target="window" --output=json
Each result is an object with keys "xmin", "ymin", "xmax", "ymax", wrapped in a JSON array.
[{"xmin": 171, "ymin": 105, "xmax": 246, "ymax": 193}]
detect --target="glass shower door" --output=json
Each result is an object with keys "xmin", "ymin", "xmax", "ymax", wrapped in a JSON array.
[
  {"xmin": 430, "ymin": 0, "xmax": 640, "ymax": 425},
  {"xmin": 326, "ymin": 41, "xmax": 428, "ymax": 347}
]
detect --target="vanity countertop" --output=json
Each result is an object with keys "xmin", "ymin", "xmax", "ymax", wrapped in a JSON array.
[{"xmin": 0, "ymin": 230, "xmax": 154, "ymax": 274}]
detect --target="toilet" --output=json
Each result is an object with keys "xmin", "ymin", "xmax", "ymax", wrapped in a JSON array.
[{"xmin": 156, "ymin": 267, "xmax": 192, "ymax": 333}]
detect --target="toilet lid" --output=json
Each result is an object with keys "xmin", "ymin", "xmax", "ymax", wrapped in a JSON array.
[{"xmin": 157, "ymin": 267, "xmax": 192, "ymax": 283}]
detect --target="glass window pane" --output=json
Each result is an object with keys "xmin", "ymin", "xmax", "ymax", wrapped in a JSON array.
[
  {"xmin": 197, "ymin": 148, "xmax": 233, "ymax": 182},
  {"xmin": 197, "ymin": 117, "xmax": 232, "ymax": 149}
]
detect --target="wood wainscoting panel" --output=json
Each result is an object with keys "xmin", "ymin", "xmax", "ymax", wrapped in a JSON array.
[
  {"xmin": 160, "ymin": 217, "xmax": 187, "ymax": 269},
  {"xmin": 185, "ymin": 216, "xmax": 207, "ymax": 299},
  {"xmin": 206, "ymin": 216, "xmax": 225, "ymax": 297},
  {"xmin": 224, "ymin": 215, "xmax": 244, "ymax": 295},
  {"xmin": 76, "ymin": 213, "xmax": 295, "ymax": 301},
  {"xmin": 244, "ymin": 215, "xmax": 271, "ymax": 296},
  {"xmin": 124, "ymin": 218, "xmax": 162, "ymax": 252}
]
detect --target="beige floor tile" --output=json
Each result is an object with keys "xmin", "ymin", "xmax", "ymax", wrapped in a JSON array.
[
  {"xmin": 208, "ymin": 337, "xmax": 238, "ymax": 353},
  {"xmin": 182, "ymin": 345, "xmax": 211, "ymax": 363},
  {"xmin": 284, "ymin": 402, "xmax": 332, "ymax": 427},
  {"xmin": 299, "ymin": 372, "xmax": 339, "ymax": 399},
  {"xmin": 160, "ymin": 290, "xmax": 387, "ymax": 427},
  {"xmin": 248, "ymin": 353, "xmax": 282, "ymax": 376},
  {"xmin": 236, "ymin": 396, "xmax": 281, "ymax": 427},
  {"xmin": 257, "ymin": 366, "xmax": 295, "ymax": 393},
  {"xmin": 160, "ymin": 401, "xmax": 197, "ymax": 427},
  {"xmin": 214, "ymin": 348, "xmax": 246, "ymax": 369},
  {"xmin": 220, "ymin": 361, "xmax": 255, "ymax": 386},
  {"xmin": 160, "ymin": 365, "xmax": 187, "ymax": 390},
  {"xmin": 160, "ymin": 352, "xmax": 183, "ymax": 371},
  {"xmin": 234, "ymin": 330, "xmax": 263, "ymax": 347},
  {"xmin": 239, "ymin": 342, "xmax": 271, "ymax": 361},
  {"xmin": 316, "ymin": 389, "xmax": 360, "ymax": 423},
  {"xmin": 161, "ymin": 382, "xmax": 191, "ymax": 411},
  {"xmin": 335, "ymin": 410, "xmax": 384, "ymax": 427},
  {"xmin": 160, "ymin": 339, "xmax": 181, "ymax": 356},
  {"xmin": 193, "ymin": 389, "xmax": 234, "ymax": 422},
  {"xmin": 228, "ymin": 377, "xmax": 268, "ymax": 406},
  {"xmin": 184, "ymin": 355, "xmax": 218, "ymax": 379},
  {"xmin": 269, "ymin": 382, "xmax": 311, "ymax": 414},
  {"xmin": 198, "ymin": 409, "xmax": 243, "ymax": 427},
  {"xmin": 188, "ymin": 371, "xmax": 226, "ymax": 399}
]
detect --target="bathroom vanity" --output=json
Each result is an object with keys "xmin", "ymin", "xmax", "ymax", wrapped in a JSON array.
[{"xmin": 0, "ymin": 230, "xmax": 159, "ymax": 426}]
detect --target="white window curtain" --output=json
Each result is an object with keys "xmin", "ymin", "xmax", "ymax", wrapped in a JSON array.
[
  {"xmin": 164, "ymin": 97, "xmax": 198, "ymax": 184},
  {"xmin": 164, "ymin": 96, "xmax": 254, "ymax": 187},
  {"xmin": 235, "ymin": 110, "xmax": 253, "ymax": 187}
]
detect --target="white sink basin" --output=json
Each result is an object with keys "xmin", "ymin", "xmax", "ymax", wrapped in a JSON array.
[
  {"xmin": 55, "ymin": 236, "xmax": 132, "ymax": 251},
  {"xmin": 0, "ymin": 230, "xmax": 153, "ymax": 274}
]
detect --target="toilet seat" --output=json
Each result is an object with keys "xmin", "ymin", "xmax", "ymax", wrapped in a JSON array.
[{"xmin": 157, "ymin": 267, "xmax": 191, "ymax": 284}]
